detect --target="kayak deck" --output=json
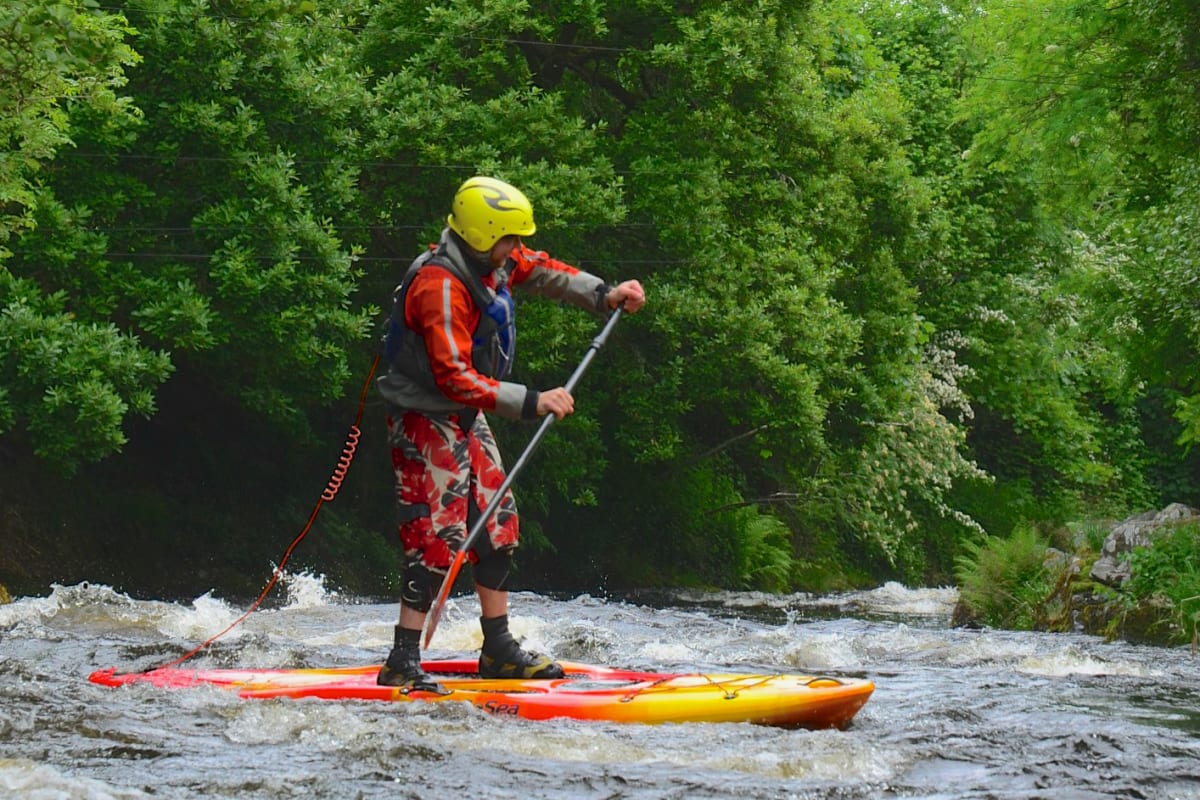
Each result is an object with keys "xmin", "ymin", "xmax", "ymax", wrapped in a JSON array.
[{"xmin": 89, "ymin": 658, "xmax": 873, "ymax": 729}]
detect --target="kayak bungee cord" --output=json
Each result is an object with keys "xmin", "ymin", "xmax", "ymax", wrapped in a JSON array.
[{"xmin": 150, "ymin": 352, "xmax": 381, "ymax": 672}]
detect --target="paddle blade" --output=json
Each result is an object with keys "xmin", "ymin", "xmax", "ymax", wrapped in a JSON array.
[{"xmin": 424, "ymin": 549, "xmax": 468, "ymax": 648}]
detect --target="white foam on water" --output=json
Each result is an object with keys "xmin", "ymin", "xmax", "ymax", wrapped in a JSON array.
[
  {"xmin": 857, "ymin": 622, "xmax": 959, "ymax": 663},
  {"xmin": 299, "ymin": 618, "xmax": 395, "ymax": 649},
  {"xmin": 224, "ymin": 698, "xmax": 375, "ymax": 747},
  {"xmin": 846, "ymin": 581, "xmax": 959, "ymax": 616},
  {"xmin": 424, "ymin": 598, "xmax": 485, "ymax": 653},
  {"xmin": 492, "ymin": 724, "xmax": 658, "ymax": 764},
  {"xmin": 939, "ymin": 629, "xmax": 1038, "ymax": 667},
  {"xmin": 737, "ymin": 731, "xmax": 902, "ymax": 782},
  {"xmin": 0, "ymin": 583, "xmax": 139, "ymax": 628},
  {"xmin": 461, "ymin": 719, "xmax": 903, "ymax": 786},
  {"xmin": 278, "ymin": 569, "xmax": 339, "ymax": 609},
  {"xmin": 502, "ymin": 613, "xmax": 560, "ymax": 654},
  {"xmin": 767, "ymin": 622, "xmax": 948, "ymax": 672},
  {"xmin": 288, "ymin": 597, "xmax": 558, "ymax": 656},
  {"xmin": 636, "ymin": 639, "xmax": 700, "ymax": 662},
  {"xmin": 673, "ymin": 589, "xmax": 801, "ymax": 610},
  {"xmin": 770, "ymin": 629, "xmax": 871, "ymax": 672},
  {"xmin": 920, "ymin": 629, "xmax": 1167, "ymax": 680},
  {"xmin": 424, "ymin": 608, "xmax": 561, "ymax": 655},
  {"xmin": 156, "ymin": 591, "xmax": 243, "ymax": 641},
  {"xmin": 1015, "ymin": 646, "xmax": 1165, "ymax": 678},
  {"xmin": 0, "ymin": 757, "xmax": 148, "ymax": 799},
  {"xmin": 0, "ymin": 596, "xmax": 53, "ymax": 629}
]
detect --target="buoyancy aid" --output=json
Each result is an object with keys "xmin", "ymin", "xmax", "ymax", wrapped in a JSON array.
[{"xmin": 378, "ymin": 229, "xmax": 516, "ymax": 415}]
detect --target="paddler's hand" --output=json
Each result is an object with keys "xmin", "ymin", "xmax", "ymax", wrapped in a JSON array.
[
  {"xmin": 537, "ymin": 387, "xmax": 575, "ymax": 419},
  {"xmin": 606, "ymin": 280, "xmax": 646, "ymax": 313}
]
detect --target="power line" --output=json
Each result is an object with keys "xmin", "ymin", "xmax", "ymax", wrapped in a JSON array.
[
  {"xmin": 54, "ymin": 150, "xmax": 764, "ymax": 177},
  {"xmin": 55, "ymin": 148, "xmax": 1160, "ymax": 191},
  {"xmin": 82, "ymin": 1, "xmax": 1151, "ymax": 91},
  {"xmin": 98, "ymin": 251, "xmax": 689, "ymax": 266},
  {"xmin": 93, "ymin": 3, "xmax": 631, "ymax": 53},
  {"xmin": 83, "ymin": 222, "xmax": 657, "ymax": 233}
]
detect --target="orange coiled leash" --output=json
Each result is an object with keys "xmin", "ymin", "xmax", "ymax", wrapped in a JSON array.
[
  {"xmin": 155, "ymin": 353, "xmax": 381, "ymax": 671},
  {"xmin": 322, "ymin": 426, "xmax": 361, "ymax": 502}
]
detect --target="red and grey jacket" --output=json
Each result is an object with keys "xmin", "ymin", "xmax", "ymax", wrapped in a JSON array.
[{"xmin": 377, "ymin": 228, "xmax": 611, "ymax": 420}]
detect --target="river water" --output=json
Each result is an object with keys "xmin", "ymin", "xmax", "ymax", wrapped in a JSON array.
[{"xmin": 1, "ymin": 578, "xmax": 1198, "ymax": 799}]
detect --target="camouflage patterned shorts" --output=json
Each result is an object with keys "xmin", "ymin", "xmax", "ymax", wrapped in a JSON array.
[{"xmin": 387, "ymin": 409, "xmax": 518, "ymax": 571}]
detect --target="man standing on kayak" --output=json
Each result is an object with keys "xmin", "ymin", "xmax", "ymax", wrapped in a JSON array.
[{"xmin": 377, "ymin": 176, "xmax": 646, "ymax": 692}]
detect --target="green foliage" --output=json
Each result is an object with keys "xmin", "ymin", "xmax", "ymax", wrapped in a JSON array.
[
  {"xmin": 347, "ymin": 0, "xmax": 991, "ymax": 584},
  {"xmin": 1130, "ymin": 160, "xmax": 1200, "ymax": 457},
  {"xmin": 956, "ymin": 0, "xmax": 1200, "ymax": 508},
  {"xmin": 0, "ymin": 1, "xmax": 158, "ymax": 472},
  {"xmin": 858, "ymin": 0, "xmax": 1166, "ymax": 542},
  {"xmin": 1075, "ymin": 519, "xmax": 1110, "ymax": 554},
  {"xmin": 650, "ymin": 460, "xmax": 797, "ymax": 591},
  {"xmin": 954, "ymin": 526, "xmax": 1054, "ymax": 629},
  {"xmin": 1124, "ymin": 522, "xmax": 1200, "ymax": 644},
  {"xmin": 731, "ymin": 510, "xmax": 795, "ymax": 592},
  {"xmin": 962, "ymin": 0, "xmax": 1200, "ymax": 219},
  {"xmin": 0, "ymin": 286, "xmax": 171, "ymax": 471},
  {"xmin": 3, "ymin": 0, "xmax": 1198, "ymax": 598},
  {"xmin": 104, "ymin": 0, "xmax": 375, "ymax": 423},
  {"xmin": 4, "ymin": 0, "xmax": 375, "ymax": 470},
  {"xmin": 0, "ymin": 0, "xmax": 139, "ymax": 244},
  {"xmin": 831, "ymin": 346, "xmax": 990, "ymax": 575}
]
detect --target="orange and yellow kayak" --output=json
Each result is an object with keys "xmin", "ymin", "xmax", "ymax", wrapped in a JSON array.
[{"xmin": 89, "ymin": 659, "xmax": 873, "ymax": 729}]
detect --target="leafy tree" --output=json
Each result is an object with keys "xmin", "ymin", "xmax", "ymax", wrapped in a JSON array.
[
  {"xmin": 5, "ymin": 0, "xmax": 375, "ymax": 480},
  {"xmin": 0, "ymin": 0, "xmax": 164, "ymax": 472},
  {"xmin": 959, "ymin": 0, "xmax": 1200, "ymax": 506},
  {"xmin": 20, "ymin": 0, "xmax": 1192, "ymax": 597},
  {"xmin": 90, "ymin": 0, "xmax": 374, "ymax": 424},
  {"xmin": 1124, "ymin": 520, "xmax": 1200, "ymax": 645},
  {"xmin": 858, "ymin": 0, "xmax": 1158, "ymax": 544}
]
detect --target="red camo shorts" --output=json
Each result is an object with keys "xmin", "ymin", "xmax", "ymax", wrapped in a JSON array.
[{"xmin": 387, "ymin": 409, "xmax": 519, "ymax": 572}]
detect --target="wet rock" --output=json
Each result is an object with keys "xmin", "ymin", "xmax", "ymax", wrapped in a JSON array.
[
  {"xmin": 1117, "ymin": 595, "xmax": 1185, "ymax": 646},
  {"xmin": 1073, "ymin": 590, "xmax": 1183, "ymax": 645},
  {"xmin": 951, "ymin": 598, "xmax": 981, "ymax": 628},
  {"xmin": 1038, "ymin": 550, "xmax": 1082, "ymax": 632},
  {"xmin": 1044, "ymin": 547, "xmax": 1083, "ymax": 582},
  {"xmin": 1089, "ymin": 503, "xmax": 1200, "ymax": 588},
  {"xmin": 1072, "ymin": 589, "xmax": 1113, "ymax": 637}
]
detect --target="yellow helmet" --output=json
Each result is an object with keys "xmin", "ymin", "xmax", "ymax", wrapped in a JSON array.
[{"xmin": 447, "ymin": 176, "xmax": 537, "ymax": 252}]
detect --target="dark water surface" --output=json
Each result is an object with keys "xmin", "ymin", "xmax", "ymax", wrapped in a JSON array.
[{"xmin": 2, "ymin": 579, "xmax": 1198, "ymax": 799}]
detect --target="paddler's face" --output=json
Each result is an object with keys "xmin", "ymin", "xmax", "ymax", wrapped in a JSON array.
[{"xmin": 489, "ymin": 235, "xmax": 521, "ymax": 269}]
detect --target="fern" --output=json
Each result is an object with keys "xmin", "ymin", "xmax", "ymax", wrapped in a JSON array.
[{"xmin": 954, "ymin": 526, "xmax": 1052, "ymax": 629}]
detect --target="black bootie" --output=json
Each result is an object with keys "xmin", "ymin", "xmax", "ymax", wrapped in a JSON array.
[
  {"xmin": 478, "ymin": 614, "xmax": 565, "ymax": 679},
  {"xmin": 377, "ymin": 626, "xmax": 448, "ymax": 694}
]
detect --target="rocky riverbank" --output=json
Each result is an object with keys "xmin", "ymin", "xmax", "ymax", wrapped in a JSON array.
[
  {"xmin": 1074, "ymin": 504, "xmax": 1199, "ymax": 646},
  {"xmin": 955, "ymin": 504, "xmax": 1200, "ymax": 648}
]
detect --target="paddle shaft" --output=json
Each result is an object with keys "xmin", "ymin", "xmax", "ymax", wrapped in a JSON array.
[{"xmin": 423, "ymin": 305, "xmax": 625, "ymax": 647}]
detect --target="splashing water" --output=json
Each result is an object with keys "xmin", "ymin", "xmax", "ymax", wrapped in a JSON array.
[
  {"xmin": 278, "ymin": 569, "xmax": 339, "ymax": 610},
  {"xmin": 1, "ymin": 582, "xmax": 1198, "ymax": 799}
]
